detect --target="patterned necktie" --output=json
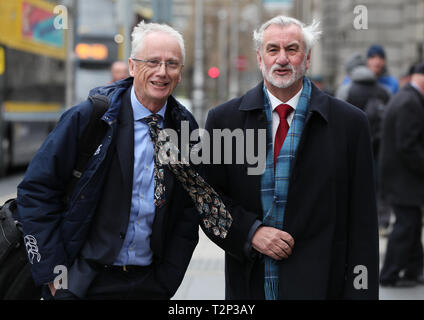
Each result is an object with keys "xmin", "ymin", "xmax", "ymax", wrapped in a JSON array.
[
  {"xmin": 143, "ymin": 114, "xmax": 232, "ymax": 239},
  {"xmin": 274, "ymin": 104, "xmax": 293, "ymax": 166}
]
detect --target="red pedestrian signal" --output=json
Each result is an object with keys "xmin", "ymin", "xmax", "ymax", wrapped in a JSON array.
[{"xmin": 208, "ymin": 67, "xmax": 220, "ymax": 79}]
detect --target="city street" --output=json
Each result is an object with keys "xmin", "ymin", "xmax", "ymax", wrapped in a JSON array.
[
  {"xmin": 1, "ymin": 172, "xmax": 423, "ymax": 300},
  {"xmin": 0, "ymin": 0, "xmax": 423, "ymax": 307}
]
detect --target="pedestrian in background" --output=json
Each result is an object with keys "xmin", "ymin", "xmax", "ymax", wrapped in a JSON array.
[
  {"xmin": 379, "ymin": 62, "xmax": 424, "ymax": 287},
  {"xmin": 399, "ymin": 64, "xmax": 416, "ymax": 89},
  {"xmin": 16, "ymin": 21, "xmax": 200, "ymax": 300},
  {"xmin": 339, "ymin": 64, "xmax": 392, "ymax": 235},
  {"xmin": 337, "ymin": 45, "xmax": 399, "ymax": 98},
  {"xmin": 109, "ymin": 60, "xmax": 129, "ymax": 83},
  {"xmin": 335, "ymin": 52, "xmax": 366, "ymax": 100},
  {"xmin": 310, "ymin": 74, "xmax": 333, "ymax": 96},
  {"xmin": 366, "ymin": 44, "xmax": 399, "ymax": 95},
  {"xmin": 203, "ymin": 15, "xmax": 379, "ymax": 299}
]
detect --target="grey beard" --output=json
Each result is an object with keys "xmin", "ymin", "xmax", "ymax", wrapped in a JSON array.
[{"xmin": 262, "ymin": 59, "xmax": 307, "ymax": 89}]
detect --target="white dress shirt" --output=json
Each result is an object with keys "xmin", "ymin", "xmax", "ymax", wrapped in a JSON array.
[{"xmin": 266, "ymin": 86, "xmax": 303, "ymax": 148}]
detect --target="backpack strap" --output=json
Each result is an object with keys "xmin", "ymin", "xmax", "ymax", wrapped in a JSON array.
[{"xmin": 64, "ymin": 94, "xmax": 110, "ymax": 201}]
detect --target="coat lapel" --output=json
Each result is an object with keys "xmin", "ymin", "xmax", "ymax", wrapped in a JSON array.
[
  {"xmin": 239, "ymin": 82, "xmax": 268, "ymax": 175},
  {"xmin": 161, "ymin": 104, "xmax": 177, "ymax": 204},
  {"xmin": 116, "ymin": 87, "xmax": 134, "ymax": 194}
]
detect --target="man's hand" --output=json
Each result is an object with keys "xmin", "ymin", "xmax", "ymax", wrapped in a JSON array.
[
  {"xmin": 251, "ymin": 226, "xmax": 294, "ymax": 260},
  {"xmin": 48, "ymin": 282, "xmax": 56, "ymax": 296}
]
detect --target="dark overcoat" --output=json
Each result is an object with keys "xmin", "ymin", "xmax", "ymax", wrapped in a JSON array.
[
  {"xmin": 378, "ymin": 83, "xmax": 424, "ymax": 206},
  {"xmin": 203, "ymin": 81, "xmax": 379, "ymax": 299}
]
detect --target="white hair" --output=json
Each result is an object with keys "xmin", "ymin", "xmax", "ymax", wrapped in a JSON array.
[
  {"xmin": 253, "ymin": 16, "xmax": 322, "ymax": 55},
  {"xmin": 131, "ymin": 21, "xmax": 186, "ymax": 64}
]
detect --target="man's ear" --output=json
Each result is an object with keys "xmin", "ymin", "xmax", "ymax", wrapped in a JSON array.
[
  {"xmin": 128, "ymin": 58, "xmax": 135, "ymax": 77},
  {"xmin": 305, "ymin": 50, "xmax": 312, "ymax": 70},
  {"xmin": 256, "ymin": 50, "xmax": 263, "ymax": 71}
]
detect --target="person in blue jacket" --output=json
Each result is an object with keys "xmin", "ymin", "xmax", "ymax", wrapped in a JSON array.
[
  {"xmin": 366, "ymin": 44, "xmax": 399, "ymax": 95},
  {"xmin": 16, "ymin": 21, "xmax": 200, "ymax": 300},
  {"xmin": 338, "ymin": 45, "xmax": 399, "ymax": 97}
]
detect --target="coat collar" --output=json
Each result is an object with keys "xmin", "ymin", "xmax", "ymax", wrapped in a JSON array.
[
  {"xmin": 116, "ymin": 87, "xmax": 134, "ymax": 191},
  {"xmin": 405, "ymin": 83, "xmax": 424, "ymax": 105},
  {"xmin": 239, "ymin": 78, "xmax": 330, "ymax": 123},
  {"xmin": 239, "ymin": 81, "xmax": 266, "ymax": 111},
  {"xmin": 309, "ymin": 82, "xmax": 330, "ymax": 123}
]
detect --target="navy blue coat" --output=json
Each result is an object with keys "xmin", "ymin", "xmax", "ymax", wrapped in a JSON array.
[
  {"xmin": 17, "ymin": 78, "xmax": 200, "ymax": 296},
  {"xmin": 203, "ymin": 81, "xmax": 380, "ymax": 299}
]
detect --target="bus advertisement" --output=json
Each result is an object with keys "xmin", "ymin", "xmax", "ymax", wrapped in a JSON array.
[{"xmin": 0, "ymin": 0, "xmax": 66, "ymax": 175}]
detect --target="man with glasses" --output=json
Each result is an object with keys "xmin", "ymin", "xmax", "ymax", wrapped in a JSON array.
[{"xmin": 16, "ymin": 21, "xmax": 200, "ymax": 299}]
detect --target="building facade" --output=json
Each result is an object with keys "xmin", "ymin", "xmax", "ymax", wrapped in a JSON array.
[{"xmin": 292, "ymin": 0, "xmax": 424, "ymax": 91}]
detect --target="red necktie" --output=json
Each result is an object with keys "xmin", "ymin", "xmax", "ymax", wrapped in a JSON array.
[{"xmin": 274, "ymin": 104, "xmax": 293, "ymax": 166}]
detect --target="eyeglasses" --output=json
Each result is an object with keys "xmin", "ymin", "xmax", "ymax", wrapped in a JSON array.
[{"xmin": 131, "ymin": 58, "xmax": 184, "ymax": 71}]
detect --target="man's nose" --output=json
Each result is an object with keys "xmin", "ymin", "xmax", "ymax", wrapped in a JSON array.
[
  {"xmin": 156, "ymin": 62, "xmax": 167, "ymax": 75},
  {"xmin": 276, "ymin": 50, "xmax": 289, "ymax": 65}
]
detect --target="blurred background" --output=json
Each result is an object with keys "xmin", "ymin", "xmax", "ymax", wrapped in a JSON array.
[
  {"xmin": 0, "ymin": 0, "xmax": 423, "ymax": 174},
  {"xmin": 0, "ymin": 0, "xmax": 423, "ymax": 300}
]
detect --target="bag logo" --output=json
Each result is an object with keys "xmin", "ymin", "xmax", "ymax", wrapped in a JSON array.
[{"xmin": 24, "ymin": 235, "xmax": 41, "ymax": 264}]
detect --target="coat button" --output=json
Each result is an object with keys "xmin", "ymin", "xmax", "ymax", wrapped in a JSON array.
[{"xmin": 119, "ymin": 232, "xmax": 125, "ymax": 239}]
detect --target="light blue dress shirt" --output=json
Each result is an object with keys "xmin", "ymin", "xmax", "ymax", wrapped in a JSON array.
[{"xmin": 114, "ymin": 86, "xmax": 166, "ymax": 266}]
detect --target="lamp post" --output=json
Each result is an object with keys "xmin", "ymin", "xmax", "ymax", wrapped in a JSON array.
[
  {"xmin": 218, "ymin": 8, "xmax": 228, "ymax": 102},
  {"xmin": 228, "ymin": 0, "xmax": 239, "ymax": 99},
  {"xmin": 191, "ymin": 0, "xmax": 205, "ymax": 126}
]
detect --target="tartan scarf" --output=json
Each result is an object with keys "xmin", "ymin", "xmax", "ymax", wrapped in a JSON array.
[{"xmin": 261, "ymin": 77, "xmax": 311, "ymax": 300}]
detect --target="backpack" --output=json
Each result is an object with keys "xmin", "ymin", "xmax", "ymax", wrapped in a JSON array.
[{"xmin": 0, "ymin": 95, "xmax": 109, "ymax": 300}]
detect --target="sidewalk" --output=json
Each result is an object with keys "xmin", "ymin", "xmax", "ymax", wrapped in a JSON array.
[
  {"xmin": 379, "ymin": 234, "xmax": 424, "ymax": 300},
  {"xmin": 173, "ymin": 229, "xmax": 424, "ymax": 300},
  {"xmin": 172, "ymin": 231, "xmax": 225, "ymax": 300}
]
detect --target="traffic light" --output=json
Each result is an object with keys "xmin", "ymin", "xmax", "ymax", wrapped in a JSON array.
[{"xmin": 208, "ymin": 67, "xmax": 220, "ymax": 79}]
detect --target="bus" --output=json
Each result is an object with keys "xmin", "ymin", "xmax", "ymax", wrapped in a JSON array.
[{"xmin": 0, "ymin": 0, "xmax": 66, "ymax": 175}]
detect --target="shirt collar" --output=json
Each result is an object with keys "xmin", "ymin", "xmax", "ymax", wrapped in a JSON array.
[
  {"xmin": 130, "ymin": 85, "xmax": 167, "ymax": 121},
  {"xmin": 266, "ymin": 86, "xmax": 303, "ymax": 112}
]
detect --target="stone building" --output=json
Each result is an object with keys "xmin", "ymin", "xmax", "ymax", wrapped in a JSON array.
[{"xmin": 292, "ymin": 0, "xmax": 424, "ymax": 91}]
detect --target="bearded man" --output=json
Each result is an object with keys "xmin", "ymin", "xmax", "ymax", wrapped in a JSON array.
[{"xmin": 202, "ymin": 15, "xmax": 379, "ymax": 300}]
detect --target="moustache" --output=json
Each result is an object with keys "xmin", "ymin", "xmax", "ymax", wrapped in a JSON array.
[{"xmin": 270, "ymin": 63, "xmax": 294, "ymax": 73}]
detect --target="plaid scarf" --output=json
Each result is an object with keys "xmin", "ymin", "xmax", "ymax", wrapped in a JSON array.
[{"xmin": 261, "ymin": 77, "xmax": 311, "ymax": 300}]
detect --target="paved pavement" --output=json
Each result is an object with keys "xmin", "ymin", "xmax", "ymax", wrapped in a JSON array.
[
  {"xmin": 173, "ymin": 228, "xmax": 424, "ymax": 300},
  {"xmin": 379, "ymin": 234, "xmax": 424, "ymax": 300},
  {"xmin": 173, "ymin": 231, "xmax": 225, "ymax": 300}
]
